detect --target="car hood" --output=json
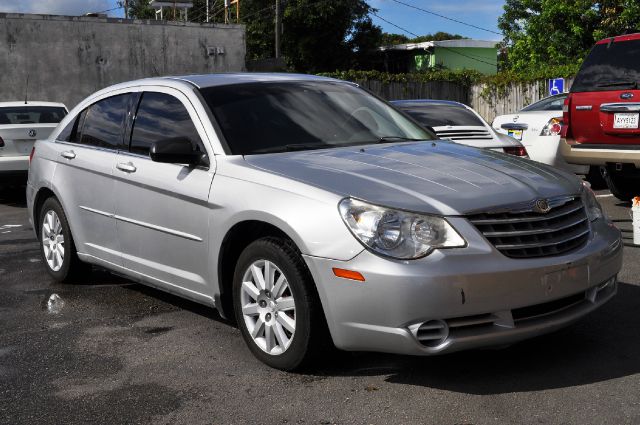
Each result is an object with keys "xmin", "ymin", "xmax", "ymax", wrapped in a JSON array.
[{"xmin": 243, "ymin": 141, "xmax": 582, "ymax": 216}]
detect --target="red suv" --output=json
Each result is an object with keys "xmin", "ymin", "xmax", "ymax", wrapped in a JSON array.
[{"xmin": 561, "ymin": 33, "xmax": 640, "ymax": 201}]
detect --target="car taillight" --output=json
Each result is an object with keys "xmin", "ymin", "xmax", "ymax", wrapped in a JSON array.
[
  {"xmin": 540, "ymin": 117, "xmax": 563, "ymax": 136},
  {"xmin": 503, "ymin": 146, "xmax": 528, "ymax": 157},
  {"xmin": 29, "ymin": 146, "xmax": 36, "ymax": 164},
  {"xmin": 561, "ymin": 94, "xmax": 572, "ymax": 138}
]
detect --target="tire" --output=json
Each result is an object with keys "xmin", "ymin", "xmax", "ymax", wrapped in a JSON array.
[
  {"xmin": 586, "ymin": 166, "xmax": 607, "ymax": 191},
  {"xmin": 603, "ymin": 167, "xmax": 639, "ymax": 202},
  {"xmin": 232, "ymin": 237, "xmax": 330, "ymax": 370},
  {"xmin": 38, "ymin": 197, "xmax": 91, "ymax": 282}
]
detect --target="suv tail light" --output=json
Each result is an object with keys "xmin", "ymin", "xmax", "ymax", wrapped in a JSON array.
[
  {"xmin": 561, "ymin": 94, "xmax": 572, "ymax": 138},
  {"xmin": 29, "ymin": 146, "xmax": 36, "ymax": 164},
  {"xmin": 540, "ymin": 118, "xmax": 563, "ymax": 136},
  {"xmin": 503, "ymin": 146, "xmax": 528, "ymax": 157}
]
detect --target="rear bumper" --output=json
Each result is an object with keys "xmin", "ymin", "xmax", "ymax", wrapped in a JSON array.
[
  {"xmin": 561, "ymin": 139, "xmax": 640, "ymax": 166},
  {"xmin": 0, "ymin": 156, "xmax": 29, "ymax": 172}
]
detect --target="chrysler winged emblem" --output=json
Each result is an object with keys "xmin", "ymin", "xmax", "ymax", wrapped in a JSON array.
[{"xmin": 533, "ymin": 199, "xmax": 551, "ymax": 214}]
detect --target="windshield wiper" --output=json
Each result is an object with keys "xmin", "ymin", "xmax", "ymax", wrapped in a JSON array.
[{"xmin": 596, "ymin": 80, "xmax": 638, "ymax": 89}]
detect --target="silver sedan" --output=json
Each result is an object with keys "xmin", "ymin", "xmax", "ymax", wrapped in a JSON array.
[{"xmin": 27, "ymin": 74, "xmax": 623, "ymax": 370}]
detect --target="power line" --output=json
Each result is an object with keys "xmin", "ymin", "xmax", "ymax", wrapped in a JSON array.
[
  {"xmin": 370, "ymin": 11, "xmax": 497, "ymax": 67},
  {"xmin": 388, "ymin": 0, "xmax": 502, "ymax": 36}
]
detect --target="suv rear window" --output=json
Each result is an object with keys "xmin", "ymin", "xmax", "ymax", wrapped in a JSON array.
[
  {"xmin": 397, "ymin": 103, "xmax": 485, "ymax": 127},
  {"xmin": 571, "ymin": 38, "xmax": 640, "ymax": 92},
  {"xmin": 0, "ymin": 106, "xmax": 66, "ymax": 125}
]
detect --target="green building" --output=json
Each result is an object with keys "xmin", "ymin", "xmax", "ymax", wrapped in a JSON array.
[{"xmin": 378, "ymin": 39, "xmax": 498, "ymax": 75}]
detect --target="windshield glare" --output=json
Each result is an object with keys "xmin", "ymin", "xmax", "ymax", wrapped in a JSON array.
[{"xmin": 199, "ymin": 81, "xmax": 433, "ymax": 155}]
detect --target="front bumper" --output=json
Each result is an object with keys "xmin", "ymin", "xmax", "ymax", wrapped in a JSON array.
[
  {"xmin": 303, "ymin": 217, "xmax": 623, "ymax": 355},
  {"xmin": 561, "ymin": 138, "xmax": 640, "ymax": 167}
]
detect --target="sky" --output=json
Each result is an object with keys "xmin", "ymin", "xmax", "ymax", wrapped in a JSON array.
[{"xmin": 0, "ymin": 0, "xmax": 506, "ymax": 41}]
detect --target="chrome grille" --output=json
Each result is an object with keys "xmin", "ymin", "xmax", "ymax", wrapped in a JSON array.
[
  {"xmin": 468, "ymin": 197, "xmax": 590, "ymax": 258},
  {"xmin": 435, "ymin": 129, "xmax": 493, "ymax": 140}
]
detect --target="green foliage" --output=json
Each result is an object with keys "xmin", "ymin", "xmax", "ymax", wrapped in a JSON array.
[
  {"xmin": 318, "ymin": 69, "xmax": 484, "ymax": 87},
  {"xmin": 499, "ymin": 0, "xmax": 640, "ymax": 72},
  {"xmin": 380, "ymin": 31, "xmax": 467, "ymax": 46},
  {"xmin": 119, "ymin": 0, "xmax": 154, "ymax": 19},
  {"xmin": 380, "ymin": 33, "xmax": 410, "ymax": 45},
  {"xmin": 281, "ymin": 0, "xmax": 381, "ymax": 72}
]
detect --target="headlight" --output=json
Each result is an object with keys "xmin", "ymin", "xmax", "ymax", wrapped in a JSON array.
[
  {"xmin": 582, "ymin": 181, "xmax": 603, "ymax": 221},
  {"xmin": 338, "ymin": 198, "xmax": 466, "ymax": 259}
]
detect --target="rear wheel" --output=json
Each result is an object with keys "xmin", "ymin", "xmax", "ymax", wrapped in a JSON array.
[
  {"xmin": 232, "ymin": 237, "xmax": 330, "ymax": 370},
  {"xmin": 603, "ymin": 167, "xmax": 640, "ymax": 202},
  {"xmin": 39, "ymin": 197, "xmax": 91, "ymax": 282}
]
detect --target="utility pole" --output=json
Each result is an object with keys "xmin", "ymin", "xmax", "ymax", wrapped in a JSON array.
[
  {"xmin": 206, "ymin": 0, "xmax": 209, "ymax": 22},
  {"xmin": 124, "ymin": 0, "xmax": 129, "ymax": 18},
  {"xmin": 275, "ymin": 0, "xmax": 281, "ymax": 58}
]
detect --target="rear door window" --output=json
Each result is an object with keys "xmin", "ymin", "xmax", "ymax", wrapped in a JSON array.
[
  {"xmin": 571, "ymin": 38, "xmax": 640, "ymax": 92},
  {"xmin": 129, "ymin": 92, "xmax": 205, "ymax": 156},
  {"xmin": 80, "ymin": 94, "xmax": 130, "ymax": 149}
]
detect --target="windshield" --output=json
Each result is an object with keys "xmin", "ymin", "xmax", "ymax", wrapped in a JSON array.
[
  {"xmin": 521, "ymin": 94, "xmax": 567, "ymax": 111},
  {"xmin": 571, "ymin": 38, "xmax": 640, "ymax": 92},
  {"xmin": 395, "ymin": 103, "xmax": 485, "ymax": 127},
  {"xmin": 199, "ymin": 81, "xmax": 433, "ymax": 155},
  {"xmin": 0, "ymin": 106, "xmax": 67, "ymax": 124}
]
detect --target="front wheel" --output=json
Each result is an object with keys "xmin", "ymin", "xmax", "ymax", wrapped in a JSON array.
[{"xmin": 232, "ymin": 237, "xmax": 329, "ymax": 370}]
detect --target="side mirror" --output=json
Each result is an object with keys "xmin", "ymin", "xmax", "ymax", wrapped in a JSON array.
[{"xmin": 149, "ymin": 137, "xmax": 206, "ymax": 166}]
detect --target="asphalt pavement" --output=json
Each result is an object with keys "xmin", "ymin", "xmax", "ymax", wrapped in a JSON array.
[{"xmin": 1, "ymin": 185, "xmax": 639, "ymax": 425}]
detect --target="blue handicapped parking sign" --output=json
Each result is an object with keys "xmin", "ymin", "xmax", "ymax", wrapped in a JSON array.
[{"xmin": 549, "ymin": 78, "xmax": 565, "ymax": 96}]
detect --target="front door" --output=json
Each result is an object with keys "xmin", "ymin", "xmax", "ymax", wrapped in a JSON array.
[{"xmin": 114, "ymin": 90, "xmax": 214, "ymax": 297}]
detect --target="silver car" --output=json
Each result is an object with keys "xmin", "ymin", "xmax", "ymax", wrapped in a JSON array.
[{"xmin": 27, "ymin": 74, "xmax": 623, "ymax": 370}]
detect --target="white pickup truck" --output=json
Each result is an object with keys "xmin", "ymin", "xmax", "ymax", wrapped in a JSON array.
[{"xmin": 0, "ymin": 102, "xmax": 67, "ymax": 186}]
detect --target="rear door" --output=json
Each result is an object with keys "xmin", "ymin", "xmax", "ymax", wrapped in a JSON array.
[
  {"xmin": 51, "ymin": 93, "xmax": 131, "ymax": 266},
  {"xmin": 570, "ymin": 35, "xmax": 640, "ymax": 146},
  {"xmin": 113, "ymin": 89, "xmax": 214, "ymax": 297}
]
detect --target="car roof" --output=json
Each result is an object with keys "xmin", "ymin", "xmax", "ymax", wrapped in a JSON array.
[
  {"xmin": 163, "ymin": 73, "xmax": 342, "ymax": 89},
  {"xmin": 0, "ymin": 101, "xmax": 67, "ymax": 108},
  {"xmin": 391, "ymin": 99, "xmax": 466, "ymax": 107}
]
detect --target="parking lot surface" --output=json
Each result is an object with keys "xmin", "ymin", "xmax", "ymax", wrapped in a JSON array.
[{"xmin": 1, "ymin": 186, "xmax": 639, "ymax": 425}]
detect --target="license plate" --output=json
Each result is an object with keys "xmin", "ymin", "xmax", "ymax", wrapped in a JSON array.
[
  {"xmin": 508, "ymin": 130, "xmax": 523, "ymax": 140},
  {"xmin": 613, "ymin": 113, "xmax": 639, "ymax": 129}
]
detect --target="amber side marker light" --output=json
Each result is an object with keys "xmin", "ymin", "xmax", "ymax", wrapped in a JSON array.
[{"xmin": 332, "ymin": 268, "xmax": 365, "ymax": 281}]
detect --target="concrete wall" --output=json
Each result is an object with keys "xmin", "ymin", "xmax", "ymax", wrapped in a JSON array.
[{"xmin": 0, "ymin": 13, "xmax": 245, "ymax": 109}]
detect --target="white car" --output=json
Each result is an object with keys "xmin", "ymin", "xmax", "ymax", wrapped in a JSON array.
[
  {"xmin": 492, "ymin": 94, "xmax": 589, "ymax": 174},
  {"xmin": 392, "ymin": 100, "xmax": 528, "ymax": 157},
  {"xmin": 0, "ymin": 101, "xmax": 68, "ymax": 186}
]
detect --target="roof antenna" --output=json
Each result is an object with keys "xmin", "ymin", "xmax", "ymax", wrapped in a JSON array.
[{"xmin": 24, "ymin": 73, "xmax": 29, "ymax": 104}]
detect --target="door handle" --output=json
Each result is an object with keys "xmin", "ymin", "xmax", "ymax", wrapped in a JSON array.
[
  {"xmin": 61, "ymin": 150, "xmax": 76, "ymax": 159},
  {"xmin": 116, "ymin": 162, "xmax": 137, "ymax": 173}
]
